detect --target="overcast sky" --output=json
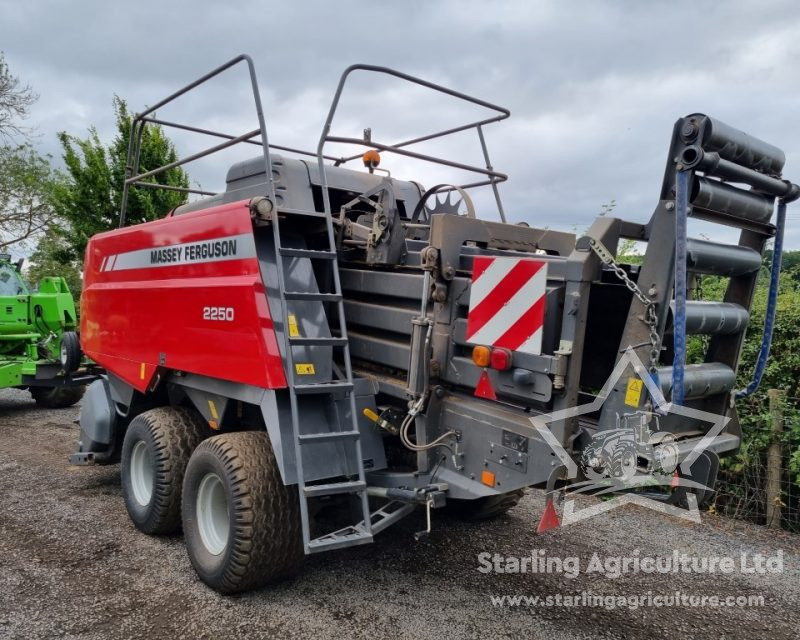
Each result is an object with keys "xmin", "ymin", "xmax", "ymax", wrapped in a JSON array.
[{"xmin": 3, "ymin": 0, "xmax": 800, "ymax": 248}]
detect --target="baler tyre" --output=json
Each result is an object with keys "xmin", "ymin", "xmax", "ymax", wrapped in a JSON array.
[
  {"xmin": 59, "ymin": 331, "xmax": 82, "ymax": 373},
  {"xmin": 30, "ymin": 385, "xmax": 85, "ymax": 408},
  {"xmin": 120, "ymin": 407, "xmax": 207, "ymax": 535},
  {"xmin": 182, "ymin": 431, "xmax": 303, "ymax": 594},
  {"xmin": 446, "ymin": 489, "xmax": 525, "ymax": 521}
]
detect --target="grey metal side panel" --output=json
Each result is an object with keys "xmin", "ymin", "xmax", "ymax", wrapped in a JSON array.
[
  {"xmin": 174, "ymin": 154, "xmax": 318, "ymax": 215},
  {"xmin": 166, "ymin": 371, "xmax": 295, "ymax": 482},
  {"xmin": 348, "ymin": 330, "xmax": 410, "ymax": 372},
  {"xmin": 259, "ymin": 384, "xmax": 387, "ymax": 485},
  {"xmin": 256, "ymin": 229, "xmax": 333, "ymax": 384},
  {"xmin": 170, "ymin": 371, "xmax": 387, "ymax": 486},
  {"xmin": 301, "ymin": 158, "xmax": 423, "ymax": 212},
  {"xmin": 364, "ymin": 390, "xmax": 557, "ymax": 499},
  {"xmin": 107, "ymin": 371, "xmax": 135, "ymax": 410},
  {"xmin": 174, "ymin": 153, "xmax": 424, "ymax": 217},
  {"xmin": 343, "ymin": 300, "xmax": 416, "ymax": 335},
  {"xmin": 340, "ymin": 268, "xmax": 426, "ymax": 300}
]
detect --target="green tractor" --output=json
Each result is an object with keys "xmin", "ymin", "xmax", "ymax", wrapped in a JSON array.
[{"xmin": 0, "ymin": 253, "xmax": 94, "ymax": 407}]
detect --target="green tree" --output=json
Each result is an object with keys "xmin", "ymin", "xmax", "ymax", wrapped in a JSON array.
[
  {"xmin": 0, "ymin": 143, "xmax": 60, "ymax": 250},
  {"xmin": 690, "ymin": 263, "xmax": 800, "ymax": 489},
  {"xmin": 0, "ymin": 54, "xmax": 59, "ymax": 254},
  {"xmin": 52, "ymin": 96, "xmax": 189, "ymax": 260},
  {"xmin": 24, "ymin": 227, "xmax": 82, "ymax": 296},
  {"xmin": 0, "ymin": 51, "xmax": 37, "ymax": 141}
]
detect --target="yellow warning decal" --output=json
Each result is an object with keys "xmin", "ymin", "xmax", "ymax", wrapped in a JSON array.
[
  {"xmin": 288, "ymin": 314, "xmax": 300, "ymax": 337},
  {"xmin": 624, "ymin": 377, "xmax": 644, "ymax": 407},
  {"xmin": 207, "ymin": 399, "xmax": 219, "ymax": 420},
  {"xmin": 295, "ymin": 363, "xmax": 315, "ymax": 375}
]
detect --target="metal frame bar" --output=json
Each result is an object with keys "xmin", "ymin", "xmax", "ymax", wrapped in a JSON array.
[
  {"xmin": 316, "ymin": 64, "xmax": 511, "ymax": 222},
  {"xmin": 120, "ymin": 59, "xmax": 512, "ymax": 227},
  {"xmin": 131, "ymin": 127, "xmax": 262, "ymax": 183},
  {"xmin": 325, "ymin": 136, "xmax": 506, "ymax": 179},
  {"xmin": 134, "ymin": 181, "xmax": 217, "ymax": 197},
  {"xmin": 119, "ymin": 54, "xmax": 279, "ymax": 226},
  {"xmin": 140, "ymin": 116, "xmax": 343, "ymax": 162}
]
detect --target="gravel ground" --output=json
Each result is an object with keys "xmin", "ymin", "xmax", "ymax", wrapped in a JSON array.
[{"xmin": 1, "ymin": 387, "xmax": 799, "ymax": 640}]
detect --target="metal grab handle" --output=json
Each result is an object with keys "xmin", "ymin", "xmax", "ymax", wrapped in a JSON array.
[
  {"xmin": 316, "ymin": 64, "xmax": 511, "ymax": 224},
  {"xmin": 119, "ymin": 54, "xmax": 275, "ymax": 227}
]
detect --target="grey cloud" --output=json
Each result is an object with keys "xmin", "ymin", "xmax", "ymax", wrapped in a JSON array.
[{"xmin": 2, "ymin": 0, "xmax": 799, "ymax": 247}]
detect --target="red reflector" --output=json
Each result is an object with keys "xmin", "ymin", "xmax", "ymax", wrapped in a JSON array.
[
  {"xmin": 474, "ymin": 370, "xmax": 497, "ymax": 400},
  {"xmin": 490, "ymin": 347, "xmax": 512, "ymax": 370},
  {"xmin": 536, "ymin": 498, "xmax": 561, "ymax": 534}
]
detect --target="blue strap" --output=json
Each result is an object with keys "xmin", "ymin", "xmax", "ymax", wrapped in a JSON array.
[
  {"xmin": 672, "ymin": 170, "xmax": 690, "ymax": 405},
  {"xmin": 736, "ymin": 201, "xmax": 786, "ymax": 398}
]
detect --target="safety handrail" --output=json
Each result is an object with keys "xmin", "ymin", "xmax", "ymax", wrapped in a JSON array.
[
  {"xmin": 315, "ymin": 64, "xmax": 511, "ymax": 222},
  {"xmin": 119, "ymin": 54, "xmax": 323, "ymax": 227}
]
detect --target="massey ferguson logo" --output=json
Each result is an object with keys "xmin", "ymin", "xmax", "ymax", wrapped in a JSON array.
[
  {"xmin": 100, "ymin": 233, "xmax": 255, "ymax": 272},
  {"xmin": 149, "ymin": 239, "xmax": 238, "ymax": 265}
]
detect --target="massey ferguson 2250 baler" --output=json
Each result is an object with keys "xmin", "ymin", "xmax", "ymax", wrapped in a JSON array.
[{"xmin": 70, "ymin": 56, "xmax": 798, "ymax": 593}]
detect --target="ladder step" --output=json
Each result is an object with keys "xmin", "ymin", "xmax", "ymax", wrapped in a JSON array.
[
  {"xmin": 298, "ymin": 430, "xmax": 360, "ymax": 443},
  {"xmin": 279, "ymin": 248, "xmax": 337, "ymax": 259},
  {"xmin": 303, "ymin": 480, "xmax": 366, "ymax": 497},
  {"xmin": 307, "ymin": 528, "xmax": 373, "ymax": 553},
  {"xmin": 293, "ymin": 381, "xmax": 353, "ymax": 395},
  {"xmin": 289, "ymin": 336, "xmax": 348, "ymax": 347},
  {"xmin": 284, "ymin": 292, "xmax": 342, "ymax": 302}
]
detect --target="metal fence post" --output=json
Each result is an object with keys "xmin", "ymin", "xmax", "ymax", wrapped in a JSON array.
[{"xmin": 766, "ymin": 388, "xmax": 786, "ymax": 529}]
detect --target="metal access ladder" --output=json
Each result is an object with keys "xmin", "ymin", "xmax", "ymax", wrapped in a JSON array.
[{"xmin": 268, "ymin": 203, "xmax": 373, "ymax": 553}]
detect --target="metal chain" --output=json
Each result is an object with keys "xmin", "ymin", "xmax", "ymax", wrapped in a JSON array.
[{"xmin": 587, "ymin": 237, "xmax": 660, "ymax": 372}]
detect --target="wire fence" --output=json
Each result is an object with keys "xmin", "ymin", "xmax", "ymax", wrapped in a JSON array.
[{"xmin": 712, "ymin": 393, "xmax": 800, "ymax": 532}]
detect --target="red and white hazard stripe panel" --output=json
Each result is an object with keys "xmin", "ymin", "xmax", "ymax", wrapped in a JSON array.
[{"xmin": 465, "ymin": 256, "xmax": 548, "ymax": 355}]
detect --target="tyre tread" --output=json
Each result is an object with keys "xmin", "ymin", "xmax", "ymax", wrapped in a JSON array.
[
  {"xmin": 30, "ymin": 385, "xmax": 85, "ymax": 408},
  {"xmin": 187, "ymin": 432, "xmax": 303, "ymax": 593},
  {"xmin": 124, "ymin": 406, "xmax": 207, "ymax": 535}
]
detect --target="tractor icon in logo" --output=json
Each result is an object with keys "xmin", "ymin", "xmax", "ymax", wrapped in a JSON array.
[
  {"xmin": 529, "ymin": 348, "xmax": 730, "ymax": 528},
  {"xmin": 580, "ymin": 411, "xmax": 681, "ymax": 485}
]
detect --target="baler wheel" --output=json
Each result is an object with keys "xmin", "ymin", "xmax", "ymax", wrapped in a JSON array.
[
  {"xmin": 59, "ymin": 331, "xmax": 82, "ymax": 373},
  {"xmin": 181, "ymin": 431, "xmax": 303, "ymax": 593},
  {"xmin": 446, "ymin": 489, "xmax": 525, "ymax": 521},
  {"xmin": 120, "ymin": 407, "xmax": 208, "ymax": 535},
  {"xmin": 30, "ymin": 385, "xmax": 85, "ymax": 408}
]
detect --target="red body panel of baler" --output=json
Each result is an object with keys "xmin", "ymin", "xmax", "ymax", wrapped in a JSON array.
[{"xmin": 80, "ymin": 200, "xmax": 287, "ymax": 392}]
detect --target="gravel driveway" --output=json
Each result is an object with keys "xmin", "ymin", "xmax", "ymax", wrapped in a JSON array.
[{"xmin": 1, "ymin": 388, "xmax": 798, "ymax": 639}]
